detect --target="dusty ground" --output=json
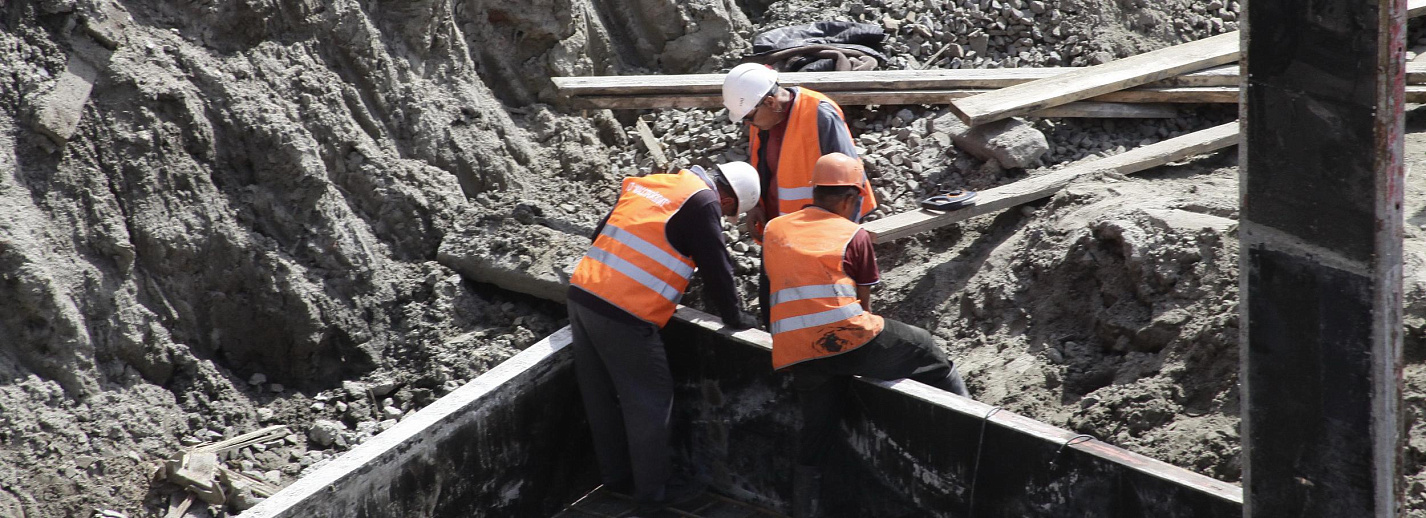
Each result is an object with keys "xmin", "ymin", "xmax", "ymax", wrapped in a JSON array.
[{"xmin": 3, "ymin": 0, "xmax": 1426, "ymax": 516}]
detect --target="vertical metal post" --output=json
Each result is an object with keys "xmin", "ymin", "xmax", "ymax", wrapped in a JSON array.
[{"xmin": 1240, "ymin": 0, "xmax": 1406, "ymax": 516}]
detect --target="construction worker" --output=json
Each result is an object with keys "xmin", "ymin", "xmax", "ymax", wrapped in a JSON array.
[
  {"xmin": 566, "ymin": 162, "xmax": 761, "ymax": 512},
  {"xmin": 721, "ymin": 62, "xmax": 877, "ymax": 238},
  {"xmin": 761, "ymin": 153, "xmax": 969, "ymax": 517}
]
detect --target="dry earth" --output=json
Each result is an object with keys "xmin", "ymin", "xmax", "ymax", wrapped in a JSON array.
[{"xmin": 2, "ymin": 0, "xmax": 1426, "ymax": 517}]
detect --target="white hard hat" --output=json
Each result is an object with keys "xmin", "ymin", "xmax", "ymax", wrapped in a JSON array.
[
  {"xmin": 715, "ymin": 161, "xmax": 761, "ymax": 215},
  {"xmin": 722, "ymin": 63, "xmax": 778, "ymax": 123}
]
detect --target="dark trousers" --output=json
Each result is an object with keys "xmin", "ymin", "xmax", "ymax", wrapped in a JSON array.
[
  {"xmin": 568, "ymin": 301, "xmax": 672, "ymax": 504},
  {"xmin": 788, "ymin": 318, "xmax": 968, "ymax": 466}
]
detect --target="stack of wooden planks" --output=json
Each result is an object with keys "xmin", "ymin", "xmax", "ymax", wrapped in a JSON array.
[
  {"xmin": 554, "ymin": 59, "xmax": 1426, "ymax": 114},
  {"xmin": 554, "ymin": 2, "xmax": 1426, "ymax": 115}
]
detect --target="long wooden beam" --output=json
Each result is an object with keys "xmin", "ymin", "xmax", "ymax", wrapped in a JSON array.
[
  {"xmin": 567, "ymin": 86, "xmax": 1426, "ymax": 111},
  {"xmin": 947, "ymin": 32, "xmax": 1241, "ymax": 126},
  {"xmin": 566, "ymin": 90, "xmax": 1214, "ymax": 111},
  {"xmin": 861, "ymin": 122, "xmax": 1239, "ymax": 243},
  {"xmin": 554, "ymin": 65, "xmax": 1239, "ymax": 96},
  {"xmin": 554, "ymin": 62, "xmax": 1426, "ymax": 98}
]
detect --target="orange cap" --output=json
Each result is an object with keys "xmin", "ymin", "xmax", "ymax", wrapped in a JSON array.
[{"xmin": 810, "ymin": 153, "xmax": 864, "ymax": 187}]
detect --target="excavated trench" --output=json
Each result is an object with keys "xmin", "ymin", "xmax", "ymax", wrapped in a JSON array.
[
  {"xmin": 4, "ymin": 0, "xmax": 1426, "ymax": 516},
  {"xmin": 240, "ymin": 308, "xmax": 1240, "ymax": 518}
]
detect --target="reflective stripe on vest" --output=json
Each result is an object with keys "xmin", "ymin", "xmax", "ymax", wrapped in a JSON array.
[
  {"xmin": 569, "ymin": 170, "xmax": 707, "ymax": 326},
  {"xmin": 582, "ymin": 246, "xmax": 685, "ymax": 303},
  {"xmin": 598, "ymin": 225, "xmax": 696, "ymax": 280},
  {"xmin": 749, "ymin": 88, "xmax": 878, "ymax": 220},
  {"xmin": 769, "ymin": 301, "xmax": 865, "ymax": 335},
  {"xmin": 763, "ymin": 207, "xmax": 885, "ymax": 369},
  {"xmin": 777, "ymin": 186, "xmax": 815, "ymax": 208},
  {"xmin": 770, "ymin": 283, "xmax": 858, "ymax": 306}
]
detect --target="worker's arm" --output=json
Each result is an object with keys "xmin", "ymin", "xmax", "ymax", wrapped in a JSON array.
[
  {"xmin": 668, "ymin": 191, "xmax": 750, "ymax": 328},
  {"xmin": 816, "ymin": 101, "xmax": 858, "ymax": 158},
  {"xmin": 842, "ymin": 229, "xmax": 880, "ymax": 313}
]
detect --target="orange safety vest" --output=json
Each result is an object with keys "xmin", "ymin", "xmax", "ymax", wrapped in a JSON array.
[
  {"xmin": 569, "ymin": 170, "xmax": 709, "ymax": 327},
  {"xmin": 763, "ymin": 207, "xmax": 885, "ymax": 369},
  {"xmin": 750, "ymin": 88, "xmax": 877, "ymax": 219}
]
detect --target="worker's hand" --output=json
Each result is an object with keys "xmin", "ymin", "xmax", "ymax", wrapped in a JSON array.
[{"xmin": 744, "ymin": 206, "xmax": 766, "ymax": 241}]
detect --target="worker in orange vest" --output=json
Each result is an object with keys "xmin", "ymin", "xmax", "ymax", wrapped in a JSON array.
[
  {"xmin": 722, "ymin": 63, "xmax": 877, "ymax": 236},
  {"xmin": 567, "ymin": 162, "xmax": 761, "ymax": 512},
  {"xmin": 762, "ymin": 153, "xmax": 969, "ymax": 517},
  {"xmin": 724, "ymin": 63, "xmax": 879, "ymax": 329}
]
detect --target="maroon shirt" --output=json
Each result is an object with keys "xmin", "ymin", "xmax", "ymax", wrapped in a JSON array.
[{"xmin": 842, "ymin": 228, "xmax": 879, "ymax": 286}]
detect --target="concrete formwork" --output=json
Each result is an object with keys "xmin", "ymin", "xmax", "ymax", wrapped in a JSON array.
[
  {"xmin": 239, "ymin": 307, "xmax": 1242, "ymax": 517},
  {"xmin": 238, "ymin": 328, "xmax": 599, "ymax": 518},
  {"xmin": 1240, "ymin": 0, "xmax": 1406, "ymax": 515}
]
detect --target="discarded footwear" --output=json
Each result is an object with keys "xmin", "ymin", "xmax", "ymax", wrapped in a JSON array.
[{"xmin": 920, "ymin": 189, "xmax": 977, "ymax": 211}]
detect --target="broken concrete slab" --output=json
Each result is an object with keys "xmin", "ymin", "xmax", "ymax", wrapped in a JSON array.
[
  {"xmin": 33, "ymin": 55, "xmax": 99, "ymax": 146},
  {"xmin": 165, "ymin": 451, "xmax": 226, "ymax": 505},
  {"xmin": 437, "ymin": 220, "xmax": 588, "ymax": 303},
  {"xmin": 32, "ymin": 31, "xmax": 118, "ymax": 148}
]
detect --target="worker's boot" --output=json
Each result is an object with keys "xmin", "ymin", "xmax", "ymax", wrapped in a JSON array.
[{"xmin": 792, "ymin": 465, "xmax": 821, "ymax": 518}]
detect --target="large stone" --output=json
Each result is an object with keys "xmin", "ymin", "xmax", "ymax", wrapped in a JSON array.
[
  {"xmin": 81, "ymin": 0, "xmax": 131, "ymax": 49},
  {"xmin": 952, "ymin": 117, "xmax": 1050, "ymax": 169},
  {"xmin": 32, "ymin": 56, "xmax": 98, "ymax": 146},
  {"xmin": 308, "ymin": 420, "xmax": 346, "ymax": 448}
]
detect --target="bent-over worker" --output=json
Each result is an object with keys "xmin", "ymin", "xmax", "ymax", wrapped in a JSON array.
[
  {"xmin": 761, "ymin": 153, "xmax": 969, "ymax": 517},
  {"xmin": 566, "ymin": 162, "xmax": 761, "ymax": 512}
]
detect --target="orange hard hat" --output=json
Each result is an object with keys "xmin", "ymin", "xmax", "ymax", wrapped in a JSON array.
[{"xmin": 810, "ymin": 153, "xmax": 865, "ymax": 187}]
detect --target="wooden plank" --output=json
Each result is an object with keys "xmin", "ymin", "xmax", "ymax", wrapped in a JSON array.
[
  {"xmin": 193, "ymin": 425, "xmax": 290, "ymax": 455},
  {"xmin": 1413, "ymin": 0, "xmax": 1426, "ymax": 17},
  {"xmin": 165, "ymin": 494, "xmax": 195, "ymax": 518},
  {"xmin": 948, "ymin": 32, "xmax": 1240, "ymax": 125},
  {"xmin": 1021, "ymin": 102, "xmax": 1176, "ymax": 118},
  {"xmin": 861, "ymin": 122, "xmax": 1239, "ymax": 243}
]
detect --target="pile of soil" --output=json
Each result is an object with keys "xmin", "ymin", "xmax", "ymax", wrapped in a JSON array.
[{"xmin": 3, "ymin": 0, "xmax": 1426, "ymax": 516}]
